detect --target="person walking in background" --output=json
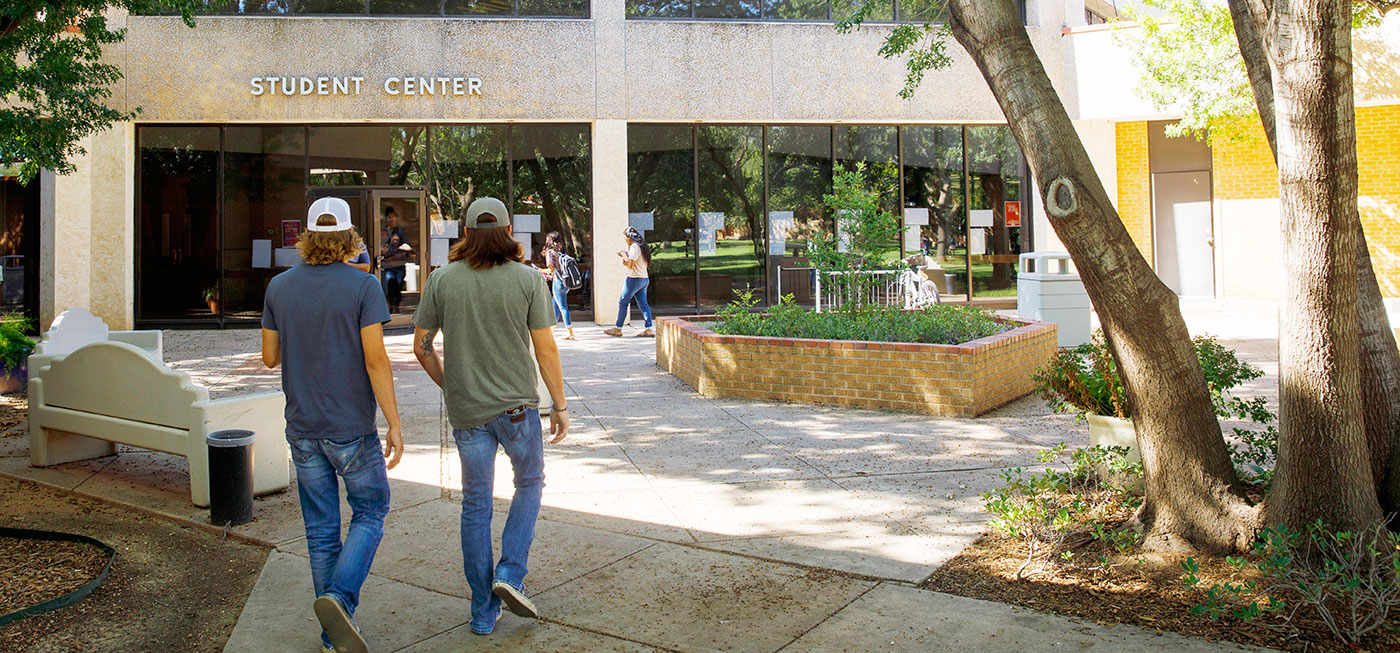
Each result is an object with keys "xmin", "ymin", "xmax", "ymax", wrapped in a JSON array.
[
  {"xmin": 543, "ymin": 231, "xmax": 575, "ymax": 341},
  {"xmin": 261, "ymin": 197, "xmax": 404, "ymax": 653},
  {"xmin": 411, "ymin": 197, "xmax": 570, "ymax": 636},
  {"xmin": 380, "ymin": 233, "xmax": 410, "ymax": 312},
  {"xmin": 604, "ymin": 226, "xmax": 653, "ymax": 338}
]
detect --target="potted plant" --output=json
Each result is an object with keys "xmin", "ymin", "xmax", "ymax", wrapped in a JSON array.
[
  {"xmin": 1031, "ymin": 333, "xmax": 1137, "ymax": 466},
  {"xmin": 202, "ymin": 286, "xmax": 220, "ymax": 315},
  {"xmin": 0, "ymin": 314, "xmax": 36, "ymax": 394}
]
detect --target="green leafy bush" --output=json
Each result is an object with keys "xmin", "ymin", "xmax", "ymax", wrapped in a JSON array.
[
  {"xmin": 1181, "ymin": 521, "xmax": 1400, "ymax": 645},
  {"xmin": 711, "ymin": 291, "xmax": 1009, "ymax": 345},
  {"xmin": 0, "ymin": 313, "xmax": 35, "ymax": 376},
  {"xmin": 808, "ymin": 164, "xmax": 903, "ymax": 312}
]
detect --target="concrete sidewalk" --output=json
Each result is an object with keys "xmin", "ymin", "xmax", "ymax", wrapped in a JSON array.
[{"xmin": 0, "ymin": 315, "xmax": 1275, "ymax": 652}]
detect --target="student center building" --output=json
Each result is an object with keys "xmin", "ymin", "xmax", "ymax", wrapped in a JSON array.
[{"xmin": 11, "ymin": 1, "xmax": 1400, "ymax": 330}]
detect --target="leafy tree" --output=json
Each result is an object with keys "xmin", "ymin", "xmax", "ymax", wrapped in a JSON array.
[
  {"xmin": 842, "ymin": 0, "xmax": 1400, "ymax": 551},
  {"xmin": 808, "ymin": 165, "xmax": 903, "ymax": 311},
  {"xmin": 0, "ymin": 0, "xmax": 200, "ymax": 183}
]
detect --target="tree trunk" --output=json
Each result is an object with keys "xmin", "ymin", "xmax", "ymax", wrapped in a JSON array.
[
  {"xmin": 946, "ymin": 0, "xmax": 1258, "ymax": 552},
  {"xmin": 1262, "ymin": 0, "xmax": 1381, "ymax": 531},
  {"xmin": 1228, "ymin": 0, "xmax": 1400, "ymax": 519}
]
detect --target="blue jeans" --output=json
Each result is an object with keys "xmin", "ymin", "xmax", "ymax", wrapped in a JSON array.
[
  {"xmin": 551, "ymin": 278, "xmax": 572, "ymax": 328},
  {"xmin": 289, "ymin": 434, "xmax": 391, "ymax": 647},
  {"xmin": 381, "ymin": 266, "xmax": 406, "ymax": 306},
  {"xmin": 615, "ymin": 277, "xmax": 653, "ymax": 329},
  {"xmin": 454, "ymin": 409, "xmax": 545, "ymax": 632}
]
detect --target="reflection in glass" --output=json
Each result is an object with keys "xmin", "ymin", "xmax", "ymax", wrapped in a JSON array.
[
  {"xmin": 765, "ymin": 125, "xmax": 831, "ymax": 307},
  {"xmin": 627, "ymin": 125, "xmax": 695, "ymax": 309},
  {"xmin": 626, "ymin": 0, "xmax": 690, "ymax": 15},
  {"xmin": 518, "ymin": 0, "xmax": 588, "ymax": 15},
  {"xmin": 307, "ymin": 126, "xmax": 425, "ymax": 187},
  {"xmin": 896, "ymin": 0, "xmax": 947, "ymax": 22},
  {"xmin": 0, "ymin": 179, "xmax": 36, "ymax": 317},
  {"xmin": 696, "ymin": 0, "xmax": 759, "ymax": 18},
  {"xmin": 510, "ymin": 125, "xmax": 593, "ymax": 309},
  {"xmin": 697, "ymin": 125, "xmax": 765, "ymax": 308},
  {"xmin": 212, "ymin": 0, "xmax": 293, "ymax": 13},
  {"xmin": 222, "ymin": 126, "xmax": 308, "ymax": 321},
  {"xmin": 369, "ymin": 0, "xmax": 441, "ymax": 13},
  {"xmin": 764, "ymin": 0, "xmax": 826, "ymax": 20},
  {"xmin": 445, "ymin": 0, "xmax": 514, "ymax": 13},
  {"xmin": 967, "ymin": 125, "xmax": 1025, "ymax": 297},
  {"xmin": 295, "ymin": 0, "xmax": 367, "ymax": 13},
  {"xmin": 831, "ymin": 0, "xmax": 889, "ymax": 21},
  {"xmin": 427, "ymin": 125, "xmax": 507, "ymax": 267},
  {"xmin": 835, "ymin": 125, "xmax": 900, "ymax": 266},
  {"xmin": 138, "ymin": 127, "xmax": 221, "ymax": 321},
  {"xmin": 902, "ymin": 125, "xmax": 966, "ymax": 298}
]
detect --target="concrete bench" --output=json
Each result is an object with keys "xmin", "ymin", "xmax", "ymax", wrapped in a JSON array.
[{"xmin": 28, "ymin": 315, "xmax": 289, "ymax": 508}]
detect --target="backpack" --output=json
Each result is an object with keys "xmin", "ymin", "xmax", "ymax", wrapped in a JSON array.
[{"xmin": 557, "ymin": 252, "xmax": 584, "ymax": 290}]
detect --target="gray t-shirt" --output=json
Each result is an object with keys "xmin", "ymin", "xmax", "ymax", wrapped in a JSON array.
[
  {"xmin": 262, "ymin": 263, "xmax": 391, "ymax": 439},
  {"xmin": 413, "ymin": 261, "xmax": 556, "ymax": 429}
]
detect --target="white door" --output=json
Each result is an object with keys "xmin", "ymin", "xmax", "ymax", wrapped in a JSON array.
[{"xmin": 1152, "ymin": 172, "xmax": 1215, "ymax": 297}]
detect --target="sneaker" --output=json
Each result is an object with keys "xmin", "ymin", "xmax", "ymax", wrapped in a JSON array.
[
  {"xmin": 313, "ymin": 595, "xmax": 367, "ymax": 653},
  {"xmin": 470, "ymin": 608, "xmax": 504, "ymax": 635},
  {"xmin": 636, "ymin": 328, "xmax": 655, "ymax": 338},
  {"xmin": 492, "ymin": 581, "xmax": 539, "ymax": 619},
  {"xmin": 603, "ymin": 327, "xmax": 623, "ymax": 337}
]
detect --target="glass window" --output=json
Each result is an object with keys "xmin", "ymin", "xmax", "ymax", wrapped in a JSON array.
[
  {"xmin": 368, "ymin": 0, "xmax": 441, "ymax": 14},
  {"xmin": 628, "ymin": 125, "xmax": 696, "ymax": 309},
  {"xmin": 697, "ymin": 125, "xmax": 765, "ymax": 308},
  {"xmin": 967, "ymin": 125, "xmax": 1025, "ymax": 297},
  {"xmin": 835, "ymin": 125, "xmax": 901, "ymax": 266},
  {"xmin": 427, "ymin": 125, "xmax": 508, "ymax": 253},
  {"xmin": 626, "ymin": 0, "xmax": 690, "ymax": 16},
  {"xmin": 211, "ymin": 0, "xmax": 294, "ymax": 14},
  {"xmin": 0, "ymin": 177, "xmax": 38, "ymax": 320},
  {"xmin": 519, "ymin": 0, "xmax": 588, "ymax": 15},
  {"xmin": 308, "ymin": 126, "xmax": 425, "ymax": 187},
  {"xmin": 764, "ymin": 0, "xmax": 826, "ymax": 20},
  {"xmin": 295, "ymin": 0, "xmax": 367, "ymax": 13},
  {"xmin": 765, "ymin": 125, "xmax": 831, "ymax": 307},
  {"xmin": 445, "ymin": 0, "xmax": 514, "ymax": 14},
  {"xmin": 831, "ymin": 0, "xmax": 889, "ymax": 22},
  {"xmin": 138, "ymin": 127, "xmax": 221, "ymax": 322},
  {"xmin": 895, "ymin": 0, "xmax": 947, "ymax": 22},
  {"xmin": 696, "ymin": 0, "xmax": 760, "ymax": 19},
  {"xmin": 221, "ymin": 126, "xmax": 308, "ymax": 322},
  {"xmin": 902, "ymin": 125, "xmax": 967, "ymax": 299},
  {"xmin": 510, "ymin": 125, "xmax": 593, "ymax": 306}
]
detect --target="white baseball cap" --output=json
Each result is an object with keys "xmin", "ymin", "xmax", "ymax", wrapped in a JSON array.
[{"xmin": 307, "ymin": 197, "xmax": 353, "ymax": 232}]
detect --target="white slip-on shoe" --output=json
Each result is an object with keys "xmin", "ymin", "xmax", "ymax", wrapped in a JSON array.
[
  {"xmin": 491, "ymin": 581, "xmax": 539, "ymax": 619},
  {"xmin": 313, "ymin": 595, "xmax": 368, "ymax": 653}
]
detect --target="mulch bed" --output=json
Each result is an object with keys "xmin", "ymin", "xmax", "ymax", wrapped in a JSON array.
[
  {"xmin": 922, "ymin": 527, "xmax": 1400, "ymax": 652},
  {"xmin": 0, "ymin": 391, "xmax": 26, "ymax": 436},
  {"xmin": 0, "ymin": 535, "xmax": 108, "ymax": 617}
]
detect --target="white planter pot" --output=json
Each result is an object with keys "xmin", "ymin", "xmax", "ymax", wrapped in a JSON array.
[{"xmin": 1086, "ymin": 414, "xmax": 1142, "ymax": 490}]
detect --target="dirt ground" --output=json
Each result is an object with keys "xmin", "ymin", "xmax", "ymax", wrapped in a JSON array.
[{"xmin": 0, "ymin": 476, "xmax": 269, "ymax": 652}]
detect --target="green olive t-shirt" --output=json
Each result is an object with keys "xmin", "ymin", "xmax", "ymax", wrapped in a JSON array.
[{"xmin": 412, "ymin": 260, "xmax": 556, "ymax": 429}]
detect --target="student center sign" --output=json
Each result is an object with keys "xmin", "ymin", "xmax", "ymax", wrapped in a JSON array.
[{"xmin": 22, "ymin": 2, "xmax": 1400, "ymax": 333}]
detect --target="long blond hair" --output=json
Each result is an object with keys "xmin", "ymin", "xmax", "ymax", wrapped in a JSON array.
[{"xmin": 297, "ymin": 216, "xmax": 363, "ymax": 265}]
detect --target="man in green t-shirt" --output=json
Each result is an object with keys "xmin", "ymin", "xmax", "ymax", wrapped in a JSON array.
[{"xmin": 412, "ymin": 197, "xmax": 569, "ymax": 636}]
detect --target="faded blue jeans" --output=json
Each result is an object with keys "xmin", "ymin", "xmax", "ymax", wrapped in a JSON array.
[
  {"xmin": 615, "ymin": 277, "xmax": 653, "ymax": 329},
  {"xmin": 551, "ymin": 277, "xmax": 572, "ymax": 328},
  {"xmin": 289, "ymin": 433, "xmax": 391, "ymax": 648},
  {"xmin": 454, "ymin": 408, "xmax": 545, "ymax": 633}
]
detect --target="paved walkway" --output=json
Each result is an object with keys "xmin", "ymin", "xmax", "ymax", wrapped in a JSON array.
[{"xmin": 0, "ymin": 304, "xmax": 1281, "ymax": 652}]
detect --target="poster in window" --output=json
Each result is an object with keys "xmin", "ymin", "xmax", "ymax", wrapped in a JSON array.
[
  {"xmin": 1005, "ymin": 201, "xmax": 1022, "ymax": 228},
  {"xmin": 282, "ymin": 220, "xmax": 302, "ymax": 248}
]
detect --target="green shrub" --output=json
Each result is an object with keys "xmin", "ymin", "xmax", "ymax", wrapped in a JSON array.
[
  {"xmin": 1181, "ymin": 521, "xmax": 1400, "ymax": 645},
  {"xmin": 711, "ymin": 290, "xmax": 1009, "ymax": 345},
  {"xmin": 0, "ymin": 313, "xmax": 35, "ymax": 376}
]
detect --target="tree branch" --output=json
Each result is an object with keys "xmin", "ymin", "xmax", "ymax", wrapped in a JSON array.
[{"xmin": 1226, "ymin": 0, "xmax": 1278, "ymax": 161}]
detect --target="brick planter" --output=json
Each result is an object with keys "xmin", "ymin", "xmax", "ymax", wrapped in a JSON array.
[{"xmin": 656, "ymin": 315, "xmax": 1058, "ymax": 417}]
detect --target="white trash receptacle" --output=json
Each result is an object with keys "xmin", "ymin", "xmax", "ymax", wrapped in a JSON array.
[{"xmin": 1017, "ymin": 252, "xmax": 1091, "ymax": 348}]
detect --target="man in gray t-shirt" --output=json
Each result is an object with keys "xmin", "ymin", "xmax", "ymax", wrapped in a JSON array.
[{"xmin": 413, "ymin": 197, "xmax": 568, "ymax": 636}]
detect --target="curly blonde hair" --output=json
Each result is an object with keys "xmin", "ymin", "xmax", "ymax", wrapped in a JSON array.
[{"xmin": 297, "ymin": 216, "xmax": 363, "ymax": 265}]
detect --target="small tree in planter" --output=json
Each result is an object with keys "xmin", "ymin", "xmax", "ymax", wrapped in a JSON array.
[
  {"xmin": 808, "ymin": 164, "xmax": 902, "ymax": 313},
  {"xmin": 0, "ymin": 313, "xmax": 36, "ymax": 394}
]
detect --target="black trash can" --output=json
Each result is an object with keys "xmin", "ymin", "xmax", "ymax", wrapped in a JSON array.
[{"xmin": 207, "ymin": 429, "xmax": 255, "ymax": 526}]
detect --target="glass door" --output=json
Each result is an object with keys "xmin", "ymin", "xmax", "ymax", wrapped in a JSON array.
[{"xmin": 371, "ymin": 190, "xmax": 425, "ymax": 327}]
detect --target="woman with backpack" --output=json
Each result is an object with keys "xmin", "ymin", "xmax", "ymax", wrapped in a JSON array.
[{"xmin": 544, "ymin": 232, "xmax": 575, "ymax": 341}]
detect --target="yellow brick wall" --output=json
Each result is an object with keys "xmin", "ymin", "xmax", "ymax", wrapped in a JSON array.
[
  {"xmin": 1114, "ymin": 122, "xmax": 1154, "ymax": 265},
  {"xmin": 1116, "ymin": 106, "xmax": 1400, "ymax": 301}
]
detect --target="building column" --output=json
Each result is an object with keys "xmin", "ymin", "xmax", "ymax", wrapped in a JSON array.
[
  {"xmin": 592, "ymin": 119, "xmax": 628, "ymax": 326},
  {"xmin": 42, "ymin": 141, "xmax": 94, "ymax": 332},
  {"xmin": 87, "ymin": 123, "xmax": 137, "ymax": 330}
]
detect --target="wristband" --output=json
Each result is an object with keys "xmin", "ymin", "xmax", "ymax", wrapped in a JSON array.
[{"xmin": 554, "ymin": 406, "xmax": 568, "ymax": 412}]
